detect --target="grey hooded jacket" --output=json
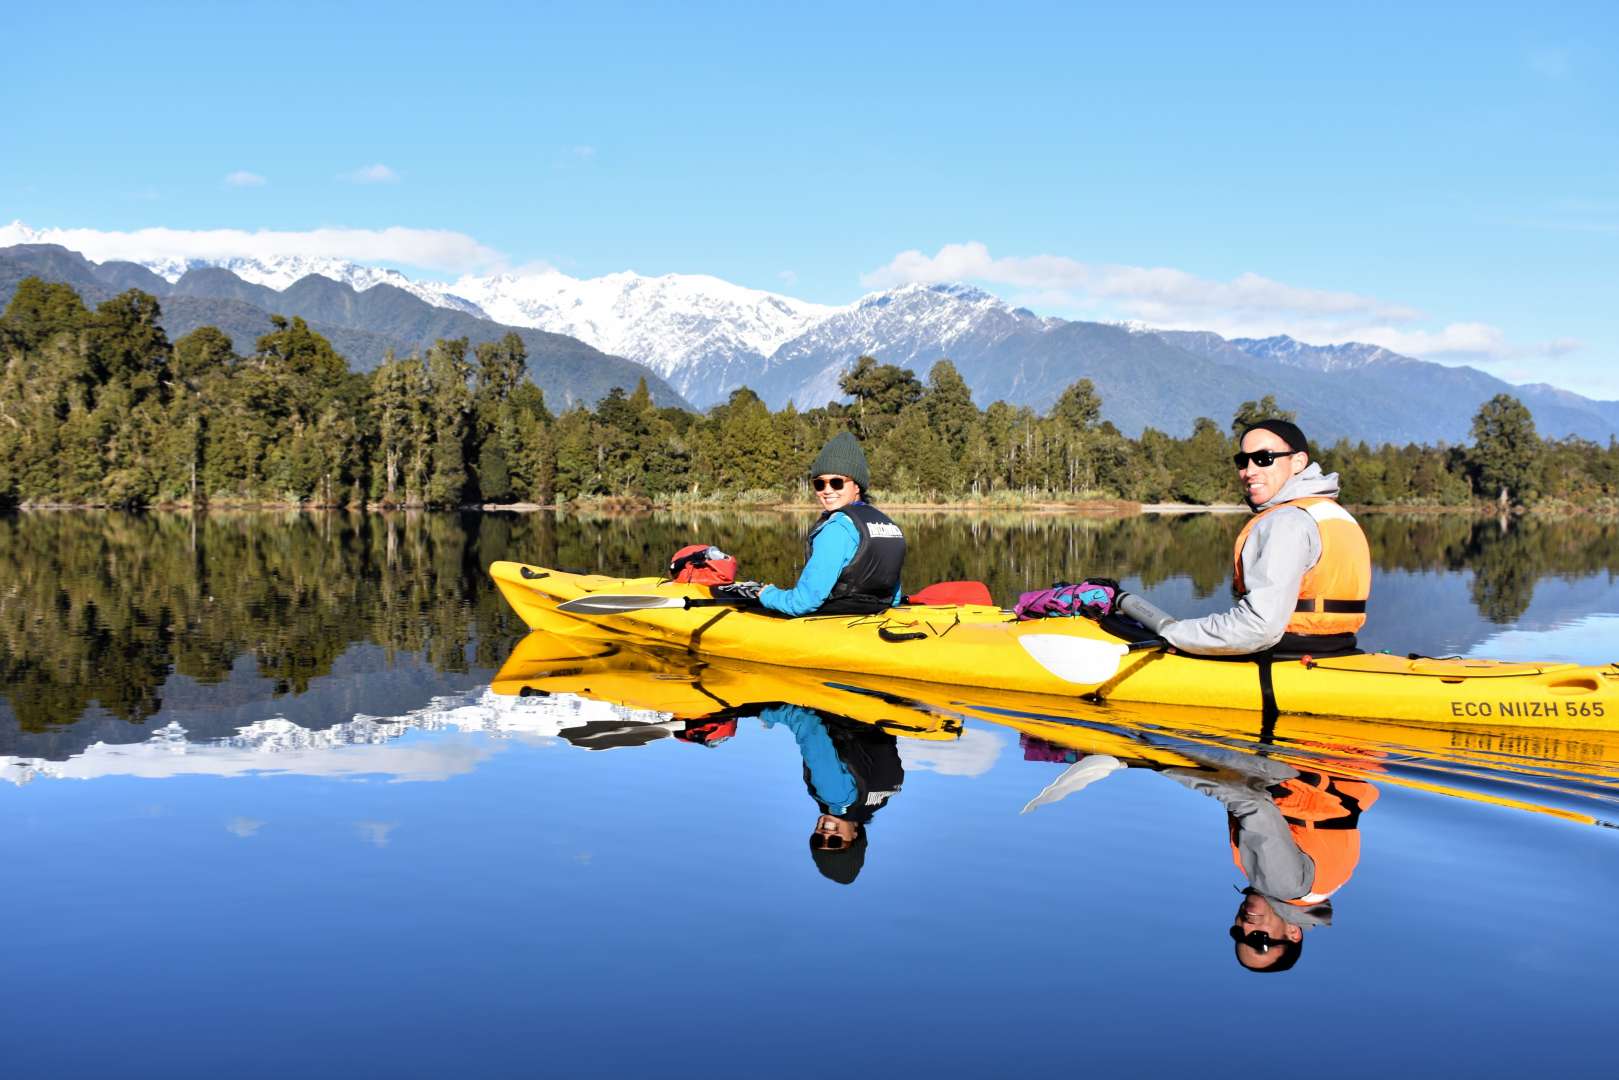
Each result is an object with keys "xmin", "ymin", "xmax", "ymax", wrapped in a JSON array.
[{"xmin": 1141, "ymin": 463, "xmax": 1349, "ymax": 656}]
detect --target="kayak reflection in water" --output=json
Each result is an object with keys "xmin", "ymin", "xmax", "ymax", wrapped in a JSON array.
[
  {"xmin": 713, "ymin": 431, "xmax": 906, "ymax": 617},
  {"xmin": 1021, "ymin": 737, "xmax": 1378, "ymax": 972},
  {"xmin": 761, "ymin": 703, "xmax": 904, "ymax": 885}
]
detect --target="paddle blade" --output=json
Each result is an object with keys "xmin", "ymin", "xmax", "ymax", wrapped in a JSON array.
[
  {"xmin": 557, "ymin": 594, "xmax": 689, "ymax": 615},
  {"xmin": 1020, "ymin": 755, "xmax": 1125, "ymax": 814},
  {"xmin": 1018, "ymin": 634, "xmax": 1131, "ymax": 685}
]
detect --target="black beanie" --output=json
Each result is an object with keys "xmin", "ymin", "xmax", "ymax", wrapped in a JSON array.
[
  {"xmin": 808, "ymin": 431, "xmax": 871, "ymax": 491},
  {"xmin": 1239, "ymin": 419, "xmax": 1308, "ymax": 453},
  {"xmin": 810, "ymin": 825, "xmax": 868, "ymax": 885}
]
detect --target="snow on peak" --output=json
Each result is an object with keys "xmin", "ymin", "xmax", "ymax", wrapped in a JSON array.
[
  {"xmin": 0, "ymin": 224, "xmax": 490, "ymax": 318},
  {"xmin": 1231, "ymin": 335, "xmax": 1404, "ymax": 373},
  {"xmin": 165, "ymin": 254, "xmax": 492, "ymax": 318},
  {"xmin": 448, "ymin": 267, "xmax": 839, "ymax": 397}
]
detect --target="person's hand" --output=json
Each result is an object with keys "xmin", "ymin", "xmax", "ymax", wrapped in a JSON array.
[{"xmin": 711, "ymin": 581, "xmax": 764, "ymax": 602}]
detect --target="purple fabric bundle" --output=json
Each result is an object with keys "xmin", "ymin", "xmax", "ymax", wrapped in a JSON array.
[{"xmin": 1013, "ymin": 579, "xmax": 1121, "ymax": 621}]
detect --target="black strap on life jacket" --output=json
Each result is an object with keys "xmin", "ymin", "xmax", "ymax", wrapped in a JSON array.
[{"xmin": 1295, "ymin": 598, "xmax": 1368, "ymax": 613}]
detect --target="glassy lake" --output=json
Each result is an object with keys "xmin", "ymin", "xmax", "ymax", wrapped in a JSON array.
[{"xmin": 3, "ymin": 510, "xmax": 1618, "ymax": 1078}]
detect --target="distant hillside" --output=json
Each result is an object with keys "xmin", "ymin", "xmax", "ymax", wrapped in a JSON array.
[
  {"xmin": 748, "ymin": 284, "xmax": 1619, "ymax": 444},
  {"xmin": 8, "ymin": 239, "xmax": 1614, "ymax": 444},
  {"xmin": 0, "ymin": 245, "xmax": 689, "ymax": 410}
]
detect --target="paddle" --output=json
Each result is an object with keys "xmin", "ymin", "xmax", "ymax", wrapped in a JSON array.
[
  {"xmin": 557, "ymin": 593, "xmax": 750, "ymax": 615},
  {"xmin": 1018, "ymin": 634, "xmax": 1168, "ymax": 685}
]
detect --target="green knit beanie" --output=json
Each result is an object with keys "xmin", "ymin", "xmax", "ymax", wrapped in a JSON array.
[{"xmin": 809, "ymin": 431, "xmax": 871, "ymax": 491}]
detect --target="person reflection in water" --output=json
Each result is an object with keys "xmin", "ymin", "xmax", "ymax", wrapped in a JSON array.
[
  {"xmin": 1021, "ymin": 736, "xmax": 1377, "ymax": 972},
  {"xmin": 1160, "ymin": 748, "xmax": 1378, "ymax": 973},
  {"xmin": 760, "ymin": 703, "xmax": 904, "ymax": 885}
]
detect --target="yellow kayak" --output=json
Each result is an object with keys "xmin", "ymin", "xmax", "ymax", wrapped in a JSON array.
[{"xmin": 489, "ymin": 561, "xmax": 1619, "ymax": 730}]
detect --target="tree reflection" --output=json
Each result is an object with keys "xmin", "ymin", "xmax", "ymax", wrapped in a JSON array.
[{"xmin": 1, "ymin": 510, "xmax": 1615, "ymax": 732}]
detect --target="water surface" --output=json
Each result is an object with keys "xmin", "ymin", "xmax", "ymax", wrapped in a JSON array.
[{"xmin": 2, "ymin": 510, "xmax": 1617, "ymax": 1077}]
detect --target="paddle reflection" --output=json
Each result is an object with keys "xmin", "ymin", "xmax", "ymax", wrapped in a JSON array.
[{"xmin": 490, "ymin": 633, "xmax": 951, "ymax": 885}]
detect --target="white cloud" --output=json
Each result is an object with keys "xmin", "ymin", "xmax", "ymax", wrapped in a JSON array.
[
  {"xmin": 355, "ymin": 821, "xmax": 397, "ymax": 847},
  {"xmin": 861, "ymin": 240, "xmax": 1580, "ymax": 367},
  {"xmin": 778, "ymin": 269, "xmax": 798, "ymax": 286},
  {"xmin": 0, "ymin": 221, "xmax": 503, "ymax": 274},
  {"xmin": 553, "ymin": 145, "xmax": 598, "ymax": 169},
  {"xmin": 899, "ymin": 726, "xmax": 1004, "ymax": 777},
  {"xmin": 227, "ymin": 817, "xmax": 265, "ymax": 838},
  {"xmin": 862, "ymin": 241, "xmax": 1417, "ymax": 324},
  {"xmin": 224, "ymin": 170, "xmax": 267, "ymax": 188},
  {"xmin": 343, "ymin": 163, "xmax": 400, "ymax": 184}
]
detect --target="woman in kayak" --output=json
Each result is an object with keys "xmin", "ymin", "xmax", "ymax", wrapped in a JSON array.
[{"xmin": 716, "ymin": 431, "xmax": 906, "ymax": 615}]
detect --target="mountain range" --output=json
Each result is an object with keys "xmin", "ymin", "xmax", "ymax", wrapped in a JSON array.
[
  {"xmin": 0, "ymin": 243, "xmax": 688, "ymax": 410},
  {"xmin": 4, "ymin": 225, "xmax": 1616, "ymax": 445}
]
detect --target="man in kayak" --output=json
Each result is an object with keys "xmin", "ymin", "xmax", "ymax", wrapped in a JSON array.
[
  {"xmin": 760, "ymin": 703, "xmax": 904, "ymax": 885},
  {"xmin": 717, "ymin": 431, "xmax": 906, "ymax": 616},
  {"xmin": 1122, "ymin": 419, "xmax": 1370, "ymax": 656}
]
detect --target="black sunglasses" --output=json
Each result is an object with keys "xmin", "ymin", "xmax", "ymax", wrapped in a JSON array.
[
  {"xmin": 812, "ymin": 477, "xmax": 848, "ymax": 492},
  {"xmin": 1228, "ymin": 926, "xmax": 1289, "ymax": 952},
  {"xmin": 810, "ymin": 832, "xmax": 850, "ymax": 851},
  {"xmin": 1232, "ymin": 449, "xmax": 1300, "ymax": 469}
]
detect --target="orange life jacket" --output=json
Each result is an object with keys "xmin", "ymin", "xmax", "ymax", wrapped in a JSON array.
[
  {"xmin": 1233, "ymin": 496, "xmax": 1371, "ymax": 636},
  {"xmin": 1229, "ymin": 772, "xmax": 1380, "ymax": 904}
]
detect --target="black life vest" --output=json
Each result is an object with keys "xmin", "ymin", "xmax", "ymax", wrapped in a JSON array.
[
  {"xmin": 803, "ymin": 714, "xmax": 905, "ymax": 825},
  {"xmin": 805, "ymin": 502, "xmax": 906, "ymax": 615}
]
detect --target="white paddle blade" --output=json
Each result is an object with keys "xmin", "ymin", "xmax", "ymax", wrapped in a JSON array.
[
  {"xmin": 1021, "ymin": 755, "xmax": 1126, "ymax": 814},
  {"xmin": 557, "ymin": 594, "xmax": 688, "ymax": 614},
  {"xmin": 1018, "ymin": 634, "xmax": 1130, "ymax": 685}
]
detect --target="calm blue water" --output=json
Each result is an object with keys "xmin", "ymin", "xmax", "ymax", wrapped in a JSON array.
[{"xmin": 3, "ymin": 511, "xmax": 1618, "ymax": 1078}]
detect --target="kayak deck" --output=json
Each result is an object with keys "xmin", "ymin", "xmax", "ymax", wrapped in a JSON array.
[{"xmin": 489, "ymin": 561, "xmax": 1619, "ymax": 730}]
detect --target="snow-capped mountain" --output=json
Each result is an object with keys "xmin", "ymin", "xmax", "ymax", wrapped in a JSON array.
[
  {"xmin": 143, "ymin": 254, "xmax": 492, "ymax": 319},
  {"xmin": 1227, "ymin": 335, "xmax": 1406, "ymax": 374},
  {"xmin": 449, "ymin": 269, "xmax": 837, "ymax": 406},
  {"xmin": 0, "ymin": 222, "xmax": 490, "ymax": 318},
  {"xmin": 755, "ymin": 283, "xmax": 1052, "ymax": 407}
]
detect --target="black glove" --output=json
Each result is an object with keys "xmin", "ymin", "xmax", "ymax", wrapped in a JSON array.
[{"xmin": 711, "ymin": 581, "xmax": 764, "ymax": 602}]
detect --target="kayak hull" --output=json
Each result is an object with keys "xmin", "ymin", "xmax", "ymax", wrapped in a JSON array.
[{"xmin": 490, "ymin": 562, "xmax": 1619, "ymax": 730}]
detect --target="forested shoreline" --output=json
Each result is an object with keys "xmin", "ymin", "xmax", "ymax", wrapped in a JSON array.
[
  {"xmin": 2, "ymin": 278, "xmax": 1614, "ymax": 512},
  {"xmin": 5, "ymin": 510, "xmax": 1610, "ymax": 740}
]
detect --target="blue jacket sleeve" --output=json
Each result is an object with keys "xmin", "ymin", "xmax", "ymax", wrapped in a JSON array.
[
  {"xmin": 759, "ymin": 704, "xmax": 859, "ymax": 814},
  {"xmin": 758, "ymin": 513, "xmax": 860, "ymax": 616}
]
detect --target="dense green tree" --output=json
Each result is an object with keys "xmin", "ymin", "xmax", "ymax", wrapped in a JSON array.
[
  {"xmin": 921, "ymin": 359, "xmax": 978, "ymax": 457},
  {"xmin": 1468, "ymin": 394, "xmax": 1540, "ymax": 507},
  {"xmin": 839, "ymin": 355, "xmax": 923, "ymax": 440},
  {"xmin": 1230, "ymin": 394, "xmax": 1296, "ymax": 438},
  {"xmin": 425, "ymin": 338, "xmax": 473, "ymax": 505}
]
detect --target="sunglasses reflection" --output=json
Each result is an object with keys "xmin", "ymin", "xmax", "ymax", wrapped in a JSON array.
[
  {"xmin": 780, "ymin": 705, "xmax": 900, "ymax": 884},
  {"xmin": 1018, "ymin": 729, "xmax": 1379, "ymax": 974}
]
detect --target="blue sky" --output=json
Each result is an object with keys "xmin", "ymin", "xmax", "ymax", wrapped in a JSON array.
[{"xmin": 5, "ymin": 1, "xmax": 1617, "ymax": 394}]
